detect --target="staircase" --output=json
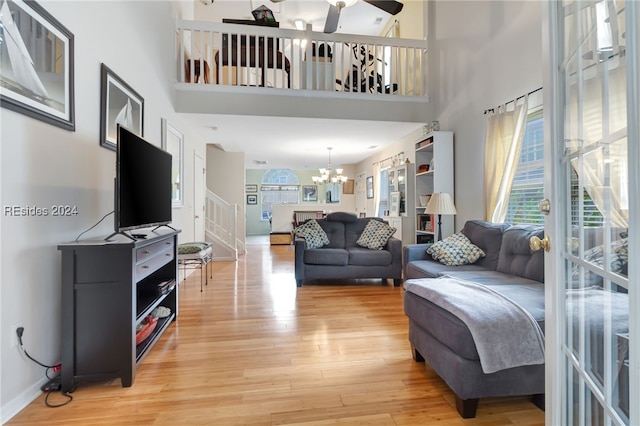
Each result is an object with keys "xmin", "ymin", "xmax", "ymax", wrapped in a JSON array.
[{"xmin": 205, "ymin": 189, "xmax": 243, "ymax": 260}]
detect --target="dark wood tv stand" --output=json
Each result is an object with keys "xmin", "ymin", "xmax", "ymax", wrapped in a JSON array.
[{"xmin": 58, "ymin": 228, "xmax": 180, "ymax": 393}]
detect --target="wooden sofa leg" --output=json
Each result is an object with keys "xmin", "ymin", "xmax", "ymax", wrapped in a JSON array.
[
  {"xmin": 410, "ymin": 345, "xmax": 425, "ymax": 362},
  {"xmin": 455, "ymin": 395, "xmax": 479, "ymax": 419},
  {"xmin": 296, "ymin": 279, "xmax": 302, "ymax": 288},
  {"xmin": 393, "ymin": 278, "xmax": 402, "ymax": 287},
  {"xmin": 532, "ymin": 393, "xmax": 545, "ymax": 411}
]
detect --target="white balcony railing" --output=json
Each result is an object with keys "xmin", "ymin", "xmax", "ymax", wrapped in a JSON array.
[{"xmin": 176, "ymin": 20, "xmax": 428, "ymax": 98}]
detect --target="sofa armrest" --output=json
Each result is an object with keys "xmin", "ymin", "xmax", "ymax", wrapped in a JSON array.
[
  {"xmin": 402, "ymin": 243, "xmax": 435, "ymax": 282},
  {"xmin": 385, "ymin": 236, "xmax": 402, "ymax": 263},
  {"xmin": 403, "ymin": 243, "xmax": 433, "ymax": 263}
]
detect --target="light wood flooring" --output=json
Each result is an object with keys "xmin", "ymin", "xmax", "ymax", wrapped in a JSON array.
[{"xmin": 8, "ymin": 237, "xmax": 545, "ymax": 425}]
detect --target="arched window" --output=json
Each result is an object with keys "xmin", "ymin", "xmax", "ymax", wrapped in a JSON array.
[{"xmin": 260, "ymin": 169, "xmax": 299, "ymax": 220}]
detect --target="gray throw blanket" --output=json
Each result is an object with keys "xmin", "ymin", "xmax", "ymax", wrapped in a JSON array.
[{"xmin": 404, "ymin": 276, "xmax": 545, "ymax": 374}]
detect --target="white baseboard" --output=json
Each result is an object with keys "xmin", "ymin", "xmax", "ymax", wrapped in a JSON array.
[{"xmin": 1, "ymin": 377, "xmax": 48, "ymax": 424}]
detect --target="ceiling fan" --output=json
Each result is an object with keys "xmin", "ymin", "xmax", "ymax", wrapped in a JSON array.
[{"xmin": 270, "ymin": 0, "xmax": 404, "ymax": 34}]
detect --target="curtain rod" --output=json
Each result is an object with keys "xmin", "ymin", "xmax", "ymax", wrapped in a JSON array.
[{"xmin": 483, "ymin": 86, "xmax": 543, "ymax": 115}]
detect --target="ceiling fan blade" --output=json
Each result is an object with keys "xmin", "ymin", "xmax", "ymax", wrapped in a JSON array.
[
  {"xmin": 323, "ymin": 5, "xmax": 341, "ymax": 34},
  {"xmin": 363, "ymin": 0, "xmax": 404, "ymax": 15}
]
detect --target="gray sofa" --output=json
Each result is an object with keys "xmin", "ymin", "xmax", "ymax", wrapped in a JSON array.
[
  {"xmin": 402, "ymin": 220, "xmax": 545, "ymax": 418},
  {"xmin": 294, "ymin": 212, "xmax": 402, "ymax": 287}
]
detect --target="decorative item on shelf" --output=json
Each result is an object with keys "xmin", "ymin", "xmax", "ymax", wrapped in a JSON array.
[
  {"xmin": 418, "ymin": 164, "xmax": 430, "ymax": 173},
  {"xmin": 419, "ymin": 194, "xmax": 431, "ymax": 207},
  {"xmin": 429, "ymin": 158, "xmax": 435, "ymax": 171},
  {"xmin": 135, "ymin": 316, "xmax": 158, "ymax": 345},
  {"xmin": 424, "ymin": 192, "xmax": 457, "ymax": 241},
  {"xmin": 431, "ymin": 120, "xmax": 440, "ymax": 131},
  {"xmin": 312, "ymin": 147, "xmax": 348, "ymax": 184}
]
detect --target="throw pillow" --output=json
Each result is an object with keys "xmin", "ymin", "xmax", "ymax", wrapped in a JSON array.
[
  {"xmin": 573, "ymin": 238, "xmax": 628, "ymax": 276},
  {"xmin": 426, "ymin": 232, "xmax": 486, "ymax": 266},
  {"xmin": 356, "ymin": 219, "xmax": 397, "ymax": 250},
  {"xmin": 294, "ymin": 219, "xmax": 330, "ymax": 249}
]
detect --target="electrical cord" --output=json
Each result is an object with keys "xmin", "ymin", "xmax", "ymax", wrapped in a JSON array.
[
  {"xmin": 16, "ymin": 327, "xmax": 73, "ymax": 408},
  {"xmin": 75, "ymin": 210, "xmax": 114, "ymax": 241}
]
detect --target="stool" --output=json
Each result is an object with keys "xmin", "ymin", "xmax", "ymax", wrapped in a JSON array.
[{"xmin": 177, "ymin": 242, "xmax": 213, "ymax": 291}]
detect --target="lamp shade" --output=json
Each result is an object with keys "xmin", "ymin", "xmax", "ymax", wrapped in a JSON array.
[{"xmin": 424, "ymin": 192, "xmax": 457, "ymax": 215}]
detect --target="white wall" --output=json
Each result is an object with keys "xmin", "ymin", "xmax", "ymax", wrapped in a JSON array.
[
  {"xmin": 356, "ymin": 1, "xmax": 543, "ymax": 231},
  {"xmin": 206, "ymin": 145, "xmax": 246, "ymax": 249},
  {"xmin": 428, "ymin": 0, "xmax": 543, "ymax": 228},
  {"xmin": 0, "ymin": 1, "xmax": 207, "ymax": 421}
]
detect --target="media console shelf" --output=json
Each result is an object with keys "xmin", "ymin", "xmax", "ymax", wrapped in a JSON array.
[{"xmin": 58, "ymin": 228, "xmax": 180, "ymax": 393}]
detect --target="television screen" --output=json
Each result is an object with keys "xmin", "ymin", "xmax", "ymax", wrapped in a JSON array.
[{"xmin": 116, "ymin": 126, "xmax": 172, "ymax": 232}]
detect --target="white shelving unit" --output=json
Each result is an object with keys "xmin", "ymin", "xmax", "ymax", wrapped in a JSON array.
[{"xmin": 414, "ymin": 131, "xmax": 454, "ymax": 243}]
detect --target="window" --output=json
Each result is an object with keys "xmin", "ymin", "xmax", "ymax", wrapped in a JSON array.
[
  {"xmin": 504, "ymin": 109, "xmax": 605, "ymax": 227},
  {"xmin": 504, "ymin": 110, "xmax": 545, "ymax": 225},
  {"xmin": 260, "ymin": 169, "xmax": 299, "ymax": 220}
]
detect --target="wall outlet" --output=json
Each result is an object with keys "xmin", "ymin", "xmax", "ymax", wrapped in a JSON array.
[{"xmin": 10, "ymin": 323, "xmax": 22, "ymax": 348}]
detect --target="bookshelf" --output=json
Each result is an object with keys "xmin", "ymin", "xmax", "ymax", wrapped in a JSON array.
[{"xmin": 415, "ymin": 131, "xmax": 454, "ymax": 243}]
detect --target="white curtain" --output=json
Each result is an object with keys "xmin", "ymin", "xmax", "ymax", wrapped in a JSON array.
[
  {"xmin": 484, "ymin": 95, "xmax": 529, "ymax": 222},
  {"xmin": 565, "ymin": 49, "xmax": 629, "ymax": 228}
]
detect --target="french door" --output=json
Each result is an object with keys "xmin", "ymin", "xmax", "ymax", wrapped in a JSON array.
[{"xmin": 544, "ymin": 1, "xmax": 638, "ymax": 425}]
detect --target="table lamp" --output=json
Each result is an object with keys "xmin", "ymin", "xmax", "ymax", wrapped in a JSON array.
[{"xmin": 424, "ymin": 192, "xmax": 457, "ymax": 241}]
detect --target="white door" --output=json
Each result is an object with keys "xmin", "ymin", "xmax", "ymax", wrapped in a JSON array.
[
  {"xmin": 544, "ymin": 1, "xmax": 638, "ymax": 424},
  {"xmin": 193, "ymin": 152, "xmax": 205, "ymax": 241}
]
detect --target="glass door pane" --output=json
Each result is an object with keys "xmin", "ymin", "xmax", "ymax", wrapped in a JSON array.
[{"xmin": 557, "ymin": 0, "xmax": 631, "ymax": 424}]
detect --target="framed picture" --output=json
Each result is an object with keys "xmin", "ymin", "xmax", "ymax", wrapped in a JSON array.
[
  {"xmin": 247, "ymin": 194, "xmax": 258, "ymax": 205},
  {"xmin": 100, "ymin": 63, "xmax": 144, "ymax": 151},
  {"xmin": 343, "ymin": 179, "xmax": 355, "ymax": 195},
  {"xmin": 161, "ymin": 119, "xmax": 184, "ymax": 208},
  {"xmin": 0, "ymin": 0, "xmax": 75, "ymax": 130},
  {"xmin": 302, "ymin": 185, "xmax": 317, "ymax": 202},
  {"xmin": 389, "ymin": 191, "xmax": 401, "ymax": 217},
  {"xmin": 245, "ymin": 184, "xmax": 257, "ymax": 193},
  {"xmin": 251, "ymin": 5, "xmax": 276, "ymax": 23},
  {"xmin": 366, "ymin": 176, "xmax": 374, "ymax": 199}
]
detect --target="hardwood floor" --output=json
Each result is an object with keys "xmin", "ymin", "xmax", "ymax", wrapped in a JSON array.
[{"xmin": 8, "ymin": 237, "xmax": 544, "ymax": 425}]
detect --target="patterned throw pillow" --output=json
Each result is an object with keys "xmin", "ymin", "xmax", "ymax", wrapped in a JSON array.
[
  {"xmin": 426, "ymin": 232, "xmax": 486, "ymax": 266},
  {"xmin": 294, "ymin": 219, "xmax": 330, "ymax": 249},
  {"xmin": 356, "ymin": 219, "xmax": 397, "ymax": 250},
  {"xmin": 574, "ymin": 238, "xmax": 628, "ymax": 276}
]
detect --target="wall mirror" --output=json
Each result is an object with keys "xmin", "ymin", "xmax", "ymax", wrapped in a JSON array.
[{"xmin": 161, "ymin": 119, "xmax": 184, "ymax": 208}]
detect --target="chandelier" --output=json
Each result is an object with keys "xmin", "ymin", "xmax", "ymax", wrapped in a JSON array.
[{"xmin": 312, "ymin": 147, "xmax": 348, "ymax": 184}]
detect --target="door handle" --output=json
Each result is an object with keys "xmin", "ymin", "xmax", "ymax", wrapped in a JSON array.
[
  {"xmin": 194, "ymin": 215, "xmax": 200, "ymax": 219},
  {"xmin": 530, "ymin": 235, "xmax": 551, "ymax": 252}
]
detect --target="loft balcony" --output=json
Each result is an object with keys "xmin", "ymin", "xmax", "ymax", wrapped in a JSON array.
[{"xmin": 174, "ymin": 20, "xmax": 430, "ymax": 122}]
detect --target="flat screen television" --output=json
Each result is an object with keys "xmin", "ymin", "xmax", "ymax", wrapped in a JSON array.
[{"xmin": 115, "ymin": 125, "xmax": 172, "ymax": 233}]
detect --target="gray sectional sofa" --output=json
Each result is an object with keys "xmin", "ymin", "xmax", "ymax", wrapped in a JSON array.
[
  {"xmin": 402, "ymin": 220, "xmax": 546, "ymax": 418},
  {"xmin": 294, "ymin": 212, "xmax": 403, "ymax": 287}
]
